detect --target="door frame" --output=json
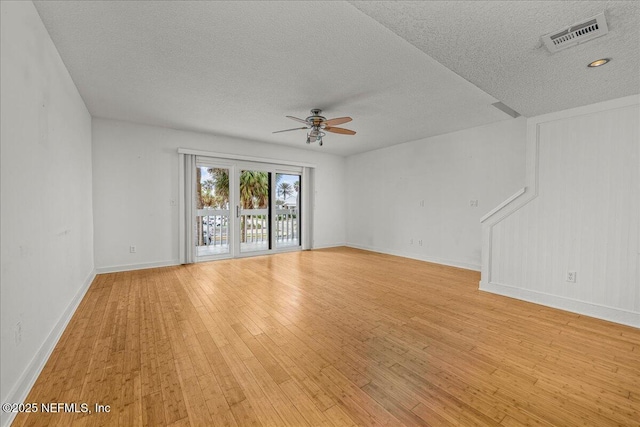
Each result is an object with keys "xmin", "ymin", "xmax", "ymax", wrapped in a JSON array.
[
  {"xmin": 234, "ymin": 162, "xmax": 273, "ymax": 258},
  {"xmin": 233, "ymin": 161, "xmax": 304, "ymax": 258},
  {"xmin": 189, "ymin": 155, "xmax": 306, "ymax": 263},
  {"xmin": 194, "ymin": 159, "xmax": 236, "ymax": 262}
]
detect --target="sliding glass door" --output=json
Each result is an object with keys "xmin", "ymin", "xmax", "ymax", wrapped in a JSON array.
[
  {"xmin": 195, "ymin": 163, "xmax": 234, "ymax": 261},
  {"xmin": 275, "ymin": 173, "xmax": 301, "ymax": 249},
  {"xmin": 239, "ymin": 169, "xmax": 271, "ymax": 254},
  {"xmin": 193, "ymin": 158, "xmax": 302, "ymax": 262}
]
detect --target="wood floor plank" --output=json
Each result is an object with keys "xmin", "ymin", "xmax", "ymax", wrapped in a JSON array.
[
  {"xmin": 229, "ymin": 398, "xmax": 262, "ymax": 427},
  {"xmin": 216, "ymin": 344, "xmax": 285, "ymax": 426},
  {"xmin": 322, "ymin": 404, "xmax": 358, "ymax": 427},
  {"xmin": 254, "ymin": 333, "xmax": 336, "ymax": 412},
  {"xmin": 142, "ymin": 391, "xmax": 167, "ymax": 426},
  {"xmin": 195, "ymin": 331, "xmax": 246, "ymax": 406},
  {"xmin": 196, "ymin": 373, "xmax": 238, "ymax": 427},
  {"xmin": 360, "ymin": 381, "xmax": 428, "ymax": 427},
  {"xmin": 173, "ymin": 356, "xmax": 214, "ymax": 426},
  {"xmin": 278, "ymin": 379, "xmax": 332, "ymax": 427},
  {"xmin": 242, "ymin": 357, "xmax": 310, "ymax": 427},
  {"xmin": 155, "ymin": 339, "xmax": 188, "ymax": 424},
  {"xmin": 319, "ymin": 365, "xmax": 400, "ymax": 426},
  {"xmin": 13, "ymin": 248, "xmax": 640, "ymax": 427},
  {"xmin": 231, "ymin": 324, "xmax": 291, "ymax": 385}
]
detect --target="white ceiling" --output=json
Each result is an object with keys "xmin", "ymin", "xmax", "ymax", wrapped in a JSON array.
[
  {"xmin": 350, "ymin": 1, "xmax": 640, "ymax": 118},
  {"xmin": 33, "ymin": 1, "xmax": 639, "ymax": 156}
]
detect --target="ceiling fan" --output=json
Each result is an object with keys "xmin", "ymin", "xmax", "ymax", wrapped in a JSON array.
[{"xmin": 273, "ymin": 109, "xmax": 356, "ymax": 146}]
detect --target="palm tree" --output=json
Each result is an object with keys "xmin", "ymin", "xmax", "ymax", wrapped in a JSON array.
[
  {"xmin": 277, "ymin": 182, "xmax": 293, "ymax": 202},
  {"xmin": 240, "ymin": 171, "xmax": 269, "ymax": 208},
  {"xmin": 209, "ymin": 169, "xmax": 269, "ymax": 209},
  {"xmin": 241, "ymin": 171, "xmax": 268, "ymax": 242},
  {"xmin": 209, "ymin": 168, "xmax": 230, "ymax": 208},
  {"xmin": 208, "ymin": 169, "xmax": 272, "ymax": 242},
  {"xmin": 200, "ymin": 179, "xmax": 215, "ymax": 207}
]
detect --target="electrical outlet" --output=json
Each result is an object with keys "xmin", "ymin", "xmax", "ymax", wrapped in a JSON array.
[
  {"xmin": 566, "ymin": 271, "xmax": 576, "ymax": 283},
  {"xmin": 130, "ymin": 246, "xmax": 136, "ymax": 253},
  {"xmin": 470, "ymin": 199, "xmax": 479, "ymax": 207},
  {"xmin": 418, "ymin": 240, "xmax": 423, "ymax": 246}
]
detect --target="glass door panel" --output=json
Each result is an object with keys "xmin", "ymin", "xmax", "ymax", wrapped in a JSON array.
[
  {"xmin": 275, "ymin": 173, "xmax": 301, "ymax": 249},
  {"xmin": 191, "ymin": 159, "xmax": 303, "ymax": 262},
  {"xmin": 239, "ymin": 170, "xmax": 271, "ymax": 254},
  {"xmin": 196, "ymin": 166, "xmax": 231, "ymax": 259}
]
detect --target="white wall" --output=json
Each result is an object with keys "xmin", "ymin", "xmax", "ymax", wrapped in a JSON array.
[
  {"xmin": 0, "ymin": 1, "xmax": 94, "ymax": 422},
  {"xmin": 346, "ymin": 118, "xmax": 527, "ymax": 270},
  {"xmin": 92, "ymin": 118, "xmax": 347, "ymax": 271},
  {"xmin": 481, "ymin": 96, "xmax": 640, "ymax": 327}
]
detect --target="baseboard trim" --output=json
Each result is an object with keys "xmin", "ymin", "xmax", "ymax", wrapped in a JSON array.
[
  {"xmin": 480, "ymin": 280, "xmax": 640, "ymax": 328},
  {"xmin": 311, "ymin": 242, "xmax": 346, "ymax": 250},
  {"xmin": 96, "ymin": 250, "xmax": 353, "ymax": 273},
  {"xmin": 1, "ymin": 268, "xmax": 96, "ymax": 427},
  {"xmin": 96, "ymin": 259, "xmax": 180, "ymax": 274},
  {"xmin": 346, "ymin": 243, "xmax": 481, "ymax": 272}
]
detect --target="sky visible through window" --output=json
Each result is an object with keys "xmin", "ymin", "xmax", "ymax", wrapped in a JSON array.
[{"xmin": 276, "ymin": 174, "xmax": 299, "ymax": 203}]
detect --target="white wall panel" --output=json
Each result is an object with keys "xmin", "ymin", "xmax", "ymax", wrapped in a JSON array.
[
  {"xmin": 0, "ymin": 2, "xmax": 94, "ymax": 423},
  {"xmin": 482, "ymin": 96, "xmax": 639, "ymax": 326},
  {"xmin": 346, "ymin": 118, "xmax": 527, "ymax": 270},
  {"xmin": 92, "ymin": 118, "xmax": 347, "ymax": 271}
]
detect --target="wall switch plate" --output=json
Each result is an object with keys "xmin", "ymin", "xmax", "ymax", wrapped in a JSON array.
[
  {"xmin": 130, "ymin": 246, "xmax": 136, "ymax": 253},
  {"xmin": 566, "ymin": 271, "xmax": 576, "ymax": 283},
  {"xmin": 418, "ymin": 240, "xmax": 423, "ymax": 246}
]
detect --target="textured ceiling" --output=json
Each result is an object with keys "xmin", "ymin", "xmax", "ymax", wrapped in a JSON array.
[
  {"xmin": 32, "ymin": 1, "xmax": 507, "ymax": 156},
  {"xmin": 350, "ymin": 1, "xmax": 640, "ymax": 118},
  {"xmin": 32, "ymin": 1, "xmax": 639, "ymax": 156}
]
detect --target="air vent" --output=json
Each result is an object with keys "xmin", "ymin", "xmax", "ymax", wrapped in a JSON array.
[{"xmin": 541, "ymin": 12, "xmax": 608, "ymax": 53}]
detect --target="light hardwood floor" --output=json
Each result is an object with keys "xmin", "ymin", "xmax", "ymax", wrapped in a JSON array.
[{"xmin": 13, "ymin": 247, "xmax": 640, "ymax": 426}]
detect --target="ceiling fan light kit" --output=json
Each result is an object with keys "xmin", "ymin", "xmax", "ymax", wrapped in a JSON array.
[{"xmin": 273, "ymin": 109, "xmax": 356, "ymax": 147}]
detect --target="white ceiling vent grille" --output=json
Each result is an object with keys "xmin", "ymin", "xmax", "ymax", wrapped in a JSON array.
[{"xmin": 541, "ymin": 12, "xmax": 608, "ymax": 53}]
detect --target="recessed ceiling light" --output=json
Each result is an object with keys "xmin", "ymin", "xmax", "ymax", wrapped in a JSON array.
[{"xmin": 588, "ymin": 58, "xmax": 610, "ymax": 68}]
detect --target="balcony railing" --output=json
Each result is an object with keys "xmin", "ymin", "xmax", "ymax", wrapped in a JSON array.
[
  {"xmin": 241, "ymin": 208, "xmax": 269, "ymax": 243},
  {"xmin": 196, "ymin": 208, "xmax": 299, "ymax": 249},
  {"xmin": 275, "ymin": 208, "xmax": 298, "ymax": 243},
  {"xmin": 197, "ymin": 209, "xmax": 230, "ymax": 247}
]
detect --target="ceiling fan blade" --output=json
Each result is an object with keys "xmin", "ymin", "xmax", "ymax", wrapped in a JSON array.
[
  {"xmin": 324, "ymin": 117, "xmax": 352, "ymax": 127},
  {"xmin": 286, "ymin": 116, "xmax": 309, "ymax": 124},
  {"xmin": 272, "ymin": 127, "xmax": 308, "ymax": 134},
  {"xmin": 325, "ymin": 126, "xmax": 356, "ymax": 135}
]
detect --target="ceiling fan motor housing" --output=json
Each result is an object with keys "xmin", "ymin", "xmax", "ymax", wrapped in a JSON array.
[{"xmin": 307, "ymin": 109, "xmax": 326, "ymax": 126}]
